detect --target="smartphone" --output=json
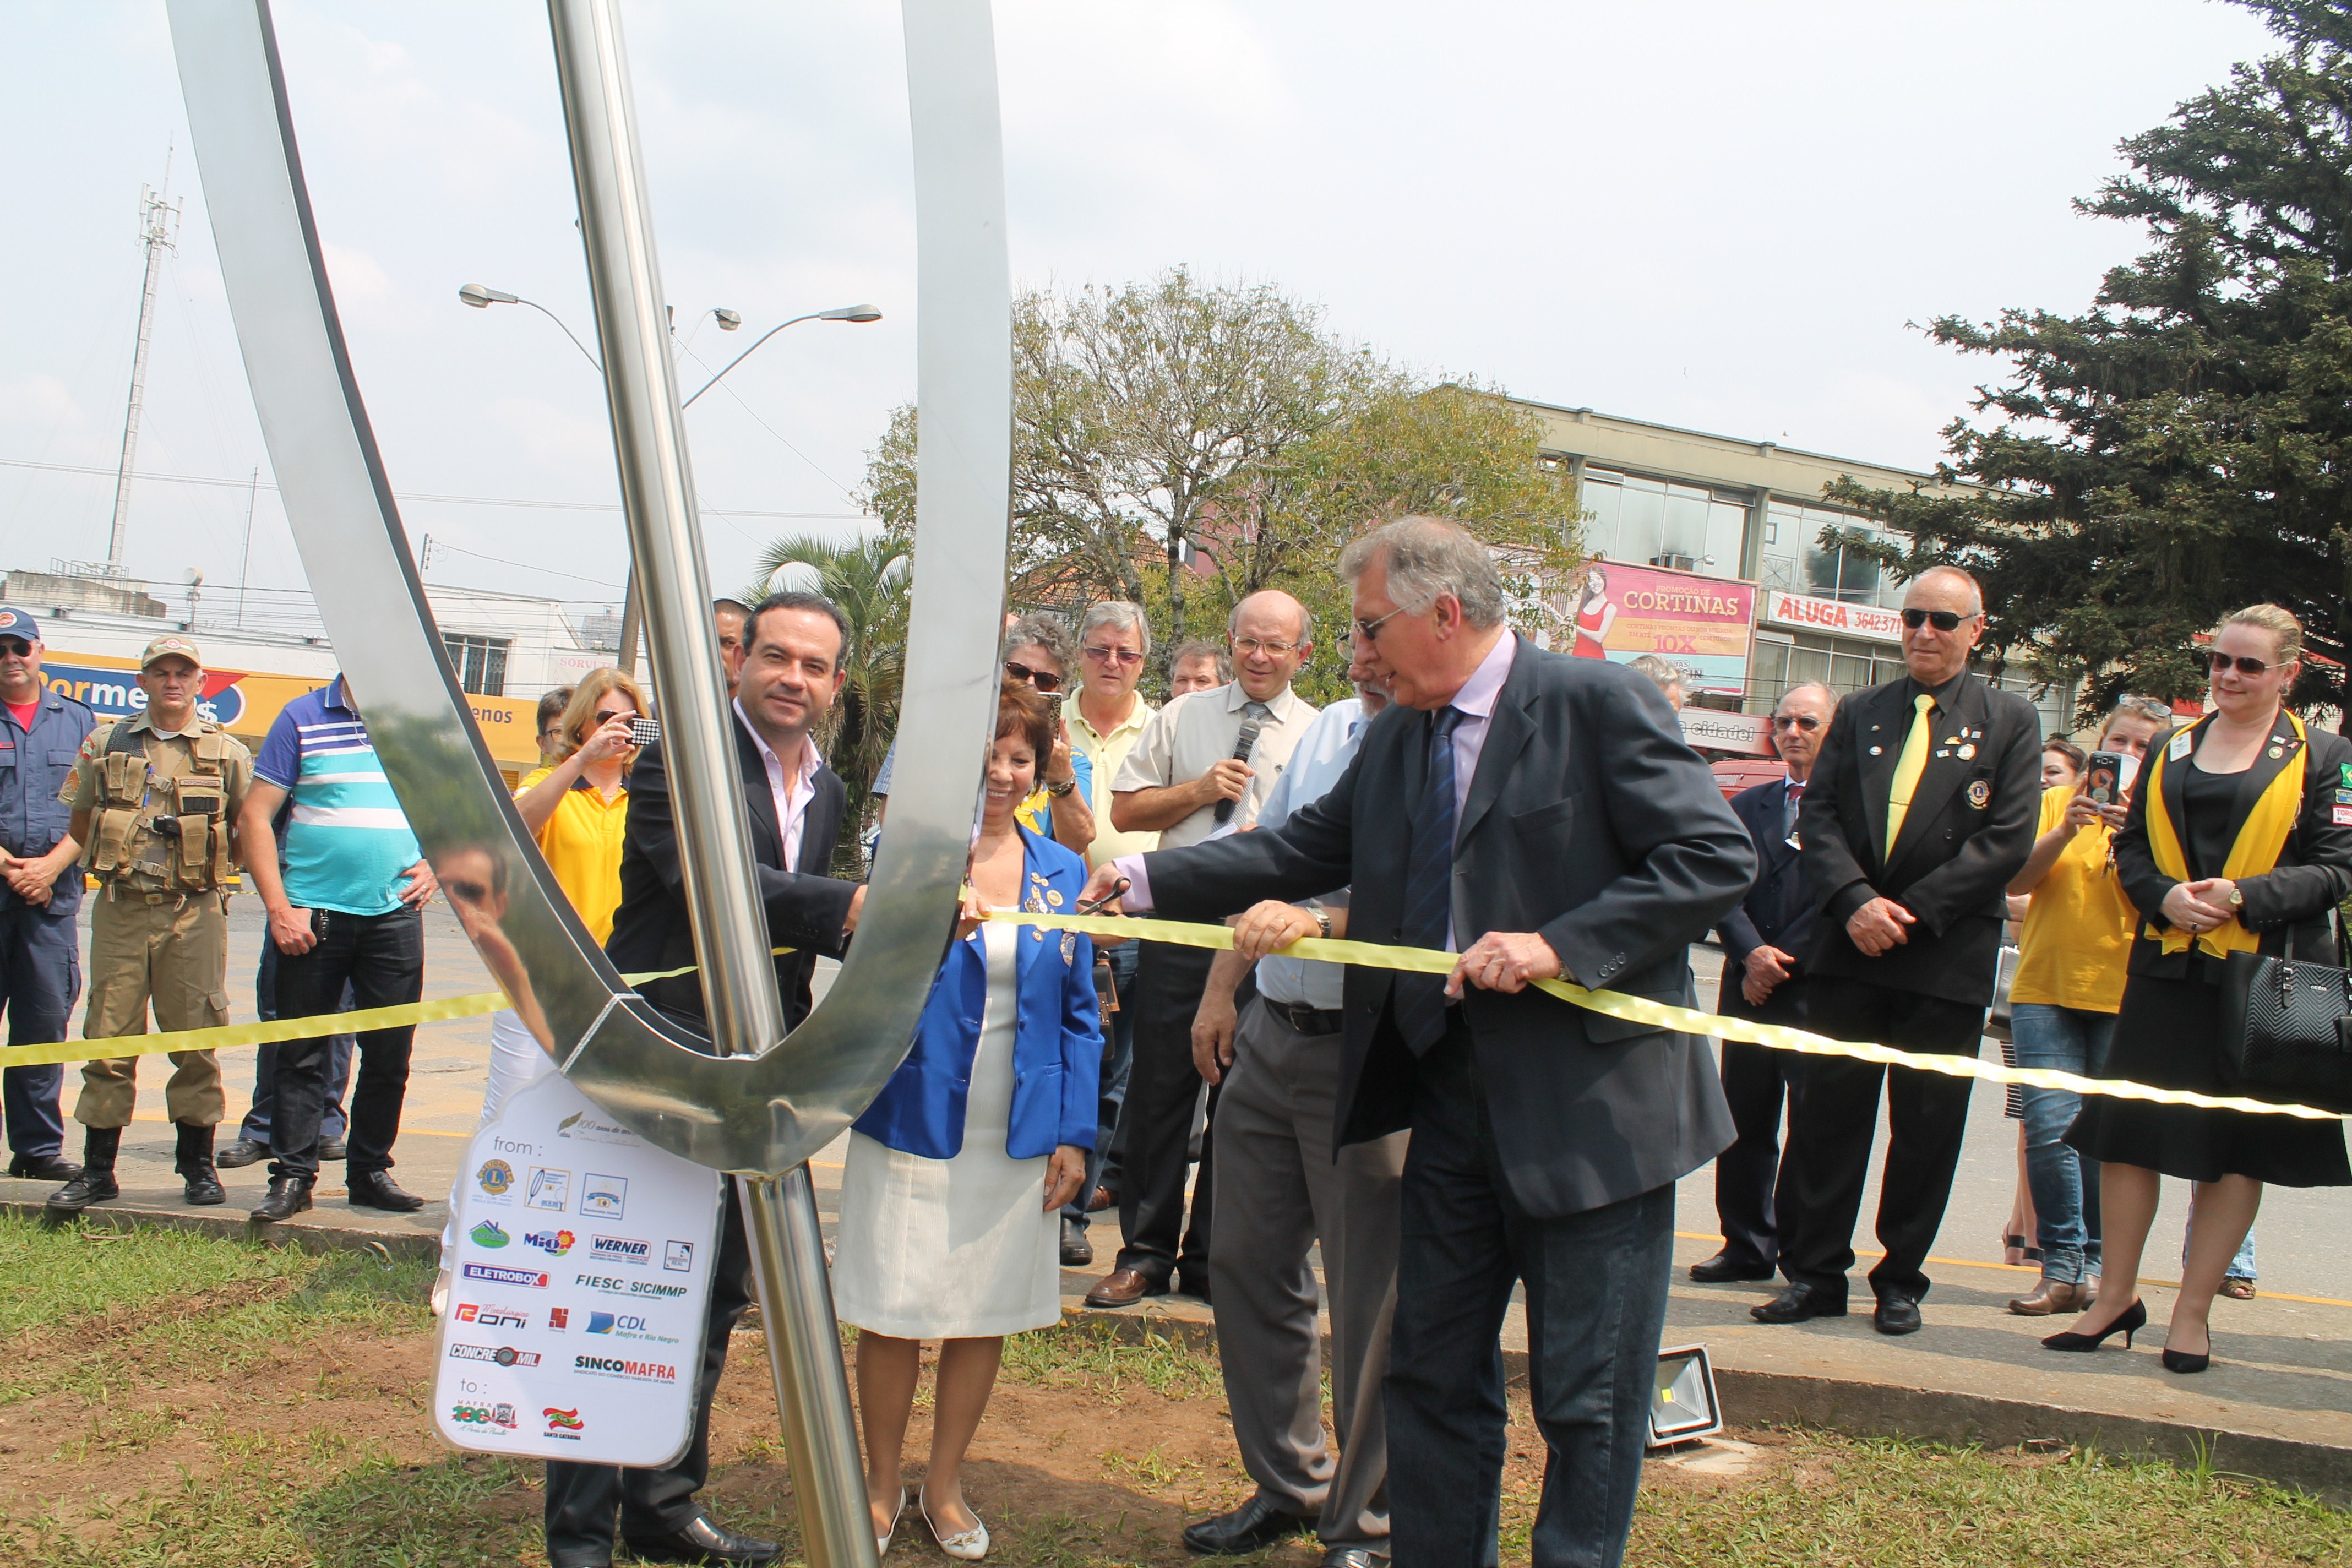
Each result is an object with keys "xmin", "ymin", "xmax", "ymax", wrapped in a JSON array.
[
  {"xmin": 1041, "ymin": 691, "xmax": 1064, "ymax": 727},
  {"xmin": 2085, "ymin": 750, "xmax": 2124, "ymax": 805},
  {"xmin": 629, "ymin": 716, "xmax": 661, "ymax": 749}
]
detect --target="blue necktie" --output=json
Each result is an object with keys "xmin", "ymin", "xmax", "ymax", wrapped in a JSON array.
[{"xmin": 1395, "ymin": 706, "xmax": 1464, "ymax": 1054}]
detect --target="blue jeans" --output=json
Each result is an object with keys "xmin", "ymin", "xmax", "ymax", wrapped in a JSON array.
[
  {"xmin": 0, "ymin": 900, "xmax": 80, "ymax": 1158},
  {"xmin": 1066, "ymin": 938, "xmax": 1138, "ymax": 1222},
  {"xmin": 2011, "ymin": 1003, "xmax": 2116, "ymax": 1284}
]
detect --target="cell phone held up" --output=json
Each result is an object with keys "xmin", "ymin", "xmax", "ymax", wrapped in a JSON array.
[
  {"xmin": 629, "ymin": 716, "xmax": 662, "ymax": 749},
  {"xmin": 2084, "ymin": 751, "xmax": 2124, "ymax": 807}
]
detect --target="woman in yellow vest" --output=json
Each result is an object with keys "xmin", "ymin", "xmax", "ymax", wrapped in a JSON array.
[{"xmin": 2048, "ymin": 605, "xmax": 2351, "ymax": 1372}]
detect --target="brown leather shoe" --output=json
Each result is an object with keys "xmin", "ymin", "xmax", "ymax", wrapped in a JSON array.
[
  {"xmin": 2007, "ymin": 1277, "xmax": 2086, "ymax": 1316},
  {"xmin": 1083, "ymin": 1268, "xmax": 1166, "ymax": 1309},
  {"xmin": 1086, "ymin": 1185, "xmax": 1117, "ymax": 1213}
]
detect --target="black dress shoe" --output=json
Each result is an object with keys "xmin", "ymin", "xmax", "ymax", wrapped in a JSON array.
[
  {"xmin": 181, "ymin": 1162, "xmax": 226, "ymax": 1206},
  {"xmin": 315, "ymin": 1136, "xmax": 349, "ymax": 1162},
  {"xmin": 251, "ymin": 1175, "xmax": 315, "ymax": 1223},
  {"xmin": 1873, "ymin": 1295, "xmax": 1923, "ymax": 1336},
  {"xmin": 46, "ymin": 1168, "xmax": 119, "ymax": 1214},
  {"xmin": 1750, "ymin": 1283, "xmax": 1847, "ymax": 1324},
  {"xmin": 1322, "ymin": 1549, "xmax": 1385, "ymax": 1568},
  {"xmin": 1060, "ymin": 1215, "xmax": 1094, "ymax": 1267},
  {"xmin": 623, "ymin": 1510, "xmax": 782, "ymax": 1565},
  {"xmin": 215, "ymin": 1138, "xmax": 267, "ymax": 1170},
  {"xmin": 1176, "ymin": 1271, "xmax": 1212, "ymax": 1305},
  {"xmin": 9, "ymin": 1152, "xmax": 81, "ymax": 1182},
  {"xmin": 346, "ymin": 1170, "xmax": 425, "ymax": 1211},
  {"xmin": 1183, "ymin": 1494, "xmax": 1314, "ymax": 1556},
  {"xmin": 1689, "ymin": 1250, "xmax": 1776, "ymax": 1283}
]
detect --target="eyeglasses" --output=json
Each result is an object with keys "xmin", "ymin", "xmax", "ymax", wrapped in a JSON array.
[
  {"xmin": 1899, "ymin": 608, "xmax": 1973, "ymax": 632},
  {"xmin": 1231, "ymin": 636, "xmax": 1301, "ymax": 658},
  {"xmin": 0, "ymin": 640, "xmax": 32, "ymax": 657},
  {"xmin": 1353, "ymin": 601, "xmax": 1424, "ymax": 643},
  {"xmin": 539, "ymin": 725, "xmax": 563, "ymax": 741},
  {"xmin": 2205, "ymin": 649, "xmax": 2283, "ymax": 677},
  {"xmin": 1770, "ymin": 714, "xmax": 1822, "ymax": 731},
  {"xmin": 1082, "ymin": 645, "xmax": 1143, "ymax": 666},
  {"xmin": 1005, "ymin": 660, "xmax": 1063, "ymax": 692}
]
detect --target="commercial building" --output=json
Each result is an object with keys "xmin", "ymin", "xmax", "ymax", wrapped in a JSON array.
[{"xmin": 1519, "ymin": 401, "xmax": 2067, "ymax": 754}]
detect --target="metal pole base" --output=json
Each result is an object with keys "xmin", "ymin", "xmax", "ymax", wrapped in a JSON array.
[{"xmin": 738, "ymin": 1167, "xmax": 877, "ymax": 1568}]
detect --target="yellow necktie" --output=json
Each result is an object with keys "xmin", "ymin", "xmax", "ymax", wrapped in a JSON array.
[{"xmin": 1884, "ymin": 692, "xmax": 1936, "ymax": 861}]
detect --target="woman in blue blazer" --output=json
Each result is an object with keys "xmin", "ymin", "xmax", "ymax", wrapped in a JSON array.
[{"xmin": 836, "ymin": 680, "xmax": 1104, "ymax": 1561}]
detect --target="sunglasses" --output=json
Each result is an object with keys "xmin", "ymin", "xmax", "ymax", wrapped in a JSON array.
[
  {"xmin": 1082, "ymin": 645, "xmax": 1143, "ymax": 666},
  {"xmin": 1899, "ymin": 608, "xmax": 1974, "ymax": 632},
  {"xmin": 445, "ymin": 877, "xmax": 492, "ymax": 905},
  {"xmin": 1770, "ymin": 714, "xmax": 1822, "ymax": 731},
  {"xmin": 0, "ymin": 640, "xmax": 32, "ymax": 657},
  {"xmin": 594, "ymin": 710, "xmax": 631, "ymax": 727},
  {"xmin": 2204, "ymin": 649, "xmax": 2283, "ymax": 677},
  {"xmin": 1005, "ymin": 660, "xmax": 1063, "ymax": 693}
]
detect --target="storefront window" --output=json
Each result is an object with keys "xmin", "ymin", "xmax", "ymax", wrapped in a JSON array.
[
  {"xmin": 1579, "ymin": 467, "xmax": 1746, "ymax": 575},
  {"xmin": 1760, "ymin": 500, "xmax": 1897, "ymax": 608}
]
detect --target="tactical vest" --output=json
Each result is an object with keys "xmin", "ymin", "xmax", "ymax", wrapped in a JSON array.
[{"xmin": 82, "ymin": 720, "xmax": 236, "ymax": 891}]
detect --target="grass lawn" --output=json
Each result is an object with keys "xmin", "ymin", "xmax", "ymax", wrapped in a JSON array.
[{"xmin": 0, "ymin": 1215, "xmax": 2345, "ymax": 1566}]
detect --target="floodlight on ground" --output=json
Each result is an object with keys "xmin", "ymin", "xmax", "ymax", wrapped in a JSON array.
[{"xmin": 1647, "ymin": 1343, "xmax": 1723, "ymax": 1449}]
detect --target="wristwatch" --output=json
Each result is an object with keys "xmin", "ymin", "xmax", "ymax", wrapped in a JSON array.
[
  {"xmin": 1309, "ymin": 902, "xmax": 1332, "ymax": 940},
  {"xmin": 1044, "ymin": 777, "xmax": 1076, "ymax": 798},
  {"xmin": 2229, "ymin": 885, "xmax": 2245, "ymax": 909}
]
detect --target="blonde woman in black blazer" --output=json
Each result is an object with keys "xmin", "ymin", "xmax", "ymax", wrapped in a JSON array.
[{"xmin": 2051, "ymin": 605, "xmax": 2352, "ymax": 1374}]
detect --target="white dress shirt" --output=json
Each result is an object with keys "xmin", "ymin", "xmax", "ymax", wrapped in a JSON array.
[
  {"xmin": 1252, "ymin": 698, "xmax": 1366, "ymax": 1010},
  {"xmin": 736, "ymin": 699, "xmax": 824, "ymax": 872},
  {"xmin": 1110, "ymin": 680, "xmax": 1317, "ymax": 849}
]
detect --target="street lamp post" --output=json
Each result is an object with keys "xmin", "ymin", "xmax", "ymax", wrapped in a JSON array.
[{"xmin": 457, "ymin": 286, "xmax": 875, "ymax": 675}]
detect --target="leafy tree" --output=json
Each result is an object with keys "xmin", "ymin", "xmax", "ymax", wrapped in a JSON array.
[{"xmin": 1823, "ymin": 0, "xmax": 2352, "ymax": 722}]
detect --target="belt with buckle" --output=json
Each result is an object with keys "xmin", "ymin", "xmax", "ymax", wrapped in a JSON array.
[{"xmin": 1264, "ymin": 999, "xmax": 1344, "ymax": 1036}]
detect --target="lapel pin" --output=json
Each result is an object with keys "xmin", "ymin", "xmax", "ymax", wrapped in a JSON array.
[
  {"xmin": 1966, "ymin": 779, "xmax": 1991, "ymax": 809},
  {"xmin": 1958, "ymin": 743, "xmax": 1976, "ymax": 760},
  {"xmin": 2269, "ymin": 744, "xmax": 2285, "ymax": 759},
  {"xmin": 1869, "ymin": 745, "xmax": 1883, "ymax": 756}
]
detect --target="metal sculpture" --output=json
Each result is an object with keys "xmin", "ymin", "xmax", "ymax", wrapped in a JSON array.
[{"xmin": 167, "ymin": 2, "xmax": 1011, "ymax": 1563}]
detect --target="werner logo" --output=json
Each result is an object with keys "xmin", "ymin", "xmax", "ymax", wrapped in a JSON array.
[
  {"xmin": 450, "ymin": 1343, "xmax": 542, "ymax": 1368},
  {"xmin": 524, "ymin": 1229, "xmax": 576, "ymax": 1256},
  {"xmin": 463, "ymin": 1262, "xmax": 549, "ymax": 1289},
  {"xmin": 590, "ymin": 1235, "xmax": 650, "ymax": 1267},
  {"xmin": 574, "ymin": 1272, "xmax": 689, "ymax": 1300},
  {"xmin": 574, "ymin": 1353, "xmax": 677, "ymax": 1382},
  {"xmin": 454, "ymin": 1303, "xmax": 529, "ymax": 1330}
]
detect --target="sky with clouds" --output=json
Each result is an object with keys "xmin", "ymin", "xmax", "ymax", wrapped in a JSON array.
[{"xmin": 0, "ymin": 1, "xmax": 2280, "ymax": 621}]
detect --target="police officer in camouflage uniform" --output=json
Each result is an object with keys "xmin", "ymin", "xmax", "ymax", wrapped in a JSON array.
[
  {"xmin": 46, "ymin": 635, "xmax": 253, "ymax": 1213},
  {"xmin": 0, "ymin": 608, "xmax": 96, "ymax": 1182}
]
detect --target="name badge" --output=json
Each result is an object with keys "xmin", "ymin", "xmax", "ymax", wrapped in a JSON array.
[{"xmin": 2171, "ymin": 731, "xmax": 2194, "ymax": 762}]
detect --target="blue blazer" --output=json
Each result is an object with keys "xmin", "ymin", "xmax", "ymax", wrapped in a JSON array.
[
  {"xmin": 1716, "ymin": 777, "xmax": 1818, "ymax": 969},
  {"xmin": 853, "ymin": 822, "xmax": 1103, "ymax": 1160}
]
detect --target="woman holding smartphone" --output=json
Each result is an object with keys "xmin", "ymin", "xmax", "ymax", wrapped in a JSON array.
[
  {"xmin": 2001, "ymin": 695, "xmax": 2171, "ymax": 1314},
  {"xmin": 2048, "ymin": 606, "xmax": 2352, "ymax": 1371}
]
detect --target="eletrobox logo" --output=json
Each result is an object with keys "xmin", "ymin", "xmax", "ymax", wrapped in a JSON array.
[{"xmin": 462, "ymin": 1262, "xmax": 550, "ymax": 1289}]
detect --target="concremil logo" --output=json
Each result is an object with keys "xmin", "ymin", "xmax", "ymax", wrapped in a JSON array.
[
  {"xmin": 450, "ymin": 1401, "xmax": 518, "ymax": 1429},
  {"xmin": 543, "ymin": 1407, "xmax": 585, "ymax": 1438},
  {"xmin": 555, "ymin": 1109, "xmax": 639, "ymax": 1146},
  {"xmin": 450, "ymin": 1343, "xmax": 543, "ymax": 1368},
  {"xmin": 574, "ymin": 1272, "xmax": 689, "ymax": 1300},
  {"xmin": 476, "ymin": 1159, "xmax": 515, "ymax": 1200},
  {"xmin": 525, "ymin": 1167, "xmax": 571, "ymax": 1212},
  {"xmin": 547, "ymin": 1307, "xmax": 571, "ymax": 1331},
  {"xmin": 524, "ymin": 1228, "xmax": 576, "ymax": 1256},
  {"xmin": 579, "ymin": 1174, "xmax": 629, "ymax": 1219},
  {"xmin": 590, "ymin": 1235, "xmax": 650, "ymax": 1267},
  {"xmin": 463, "ymin": 1262, "xmax": 550, "ymax": 1289},
  {"xmin": 574, "ymin": 1353, "xmax": 677, "ymax": 1382},
  {"xmin": 470, "ymin": 1219, "xmax": 511, "ymax": 1249},
  {"xmin": 454, "ymin": 1302, "xmax": 528, "ymax": 1330},
  {"xmin": 663, "ymin": 1240, "xmax": 694, "ymax": 1273}
]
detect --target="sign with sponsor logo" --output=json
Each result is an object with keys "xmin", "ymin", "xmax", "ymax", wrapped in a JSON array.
[
  {"xmin": 434, "ymin": 1072, "xmax": 721, "ymax": 1468},
  {"xmin": 1761, "ymin": 590, "xmax": 1904, "ymax": 645},
  {"xmin": 1549, "ymin": 560, "xmax": 1755, "ymax": 696}
]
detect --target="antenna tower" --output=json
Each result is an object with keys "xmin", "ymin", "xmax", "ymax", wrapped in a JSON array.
[{"xmin": 106, "ymin": 158, "xmax": 182, "ymax": 578}]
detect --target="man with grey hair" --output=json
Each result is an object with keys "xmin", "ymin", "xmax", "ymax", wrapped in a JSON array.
[
  {"xmin": 1625, "ymin": 653, "xmax": 1685, "ymax": 711},
  {"xmin": 1086, "ymin": 589, "xmax": 1318, "ymax": 1308},
  {"xmin": 1085, "ymin": 517, "xmax": 1754, "ymax": 1567},
  {"xmin": 1167, "ymin": 639, "xmax": 1231, "ymax": 697},
  {"xmin": 1692, "ymin": 679, "xmax": 1837, "ymax": 1286}
]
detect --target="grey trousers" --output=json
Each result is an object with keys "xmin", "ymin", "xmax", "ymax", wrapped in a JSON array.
[{"xmin": 1208, "ymin": 995, "xmax": 1408, "ymax": 1549}]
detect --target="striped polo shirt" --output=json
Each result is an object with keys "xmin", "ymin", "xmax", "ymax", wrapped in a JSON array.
[{"xmin": 253, "ymin": 675, "xmax": 423, "ymax": 916}]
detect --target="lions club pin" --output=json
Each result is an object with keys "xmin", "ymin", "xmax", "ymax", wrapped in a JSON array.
[{"xmin": 1966, "ymin": 779, "xmax": 1991, "ymax": 810}]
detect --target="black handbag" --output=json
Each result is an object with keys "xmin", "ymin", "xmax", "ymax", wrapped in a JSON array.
[{"xmin": 2217, "ymin": 933, "xmax": 2352, "ymax": 1115}]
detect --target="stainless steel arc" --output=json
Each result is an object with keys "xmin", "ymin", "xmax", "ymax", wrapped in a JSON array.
[{"xmin": 164, "ymin": 0, "xmax": 1012, "ymax": 1180}]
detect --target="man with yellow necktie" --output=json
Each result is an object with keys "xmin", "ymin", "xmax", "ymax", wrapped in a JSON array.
[{"xmin": 1755, "ymin": 566, "xmax": 2041, "ymax": 1337}]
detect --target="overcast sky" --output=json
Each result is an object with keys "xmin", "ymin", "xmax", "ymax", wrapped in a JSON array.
[{"xmin": 0, "ymin": 1, "xmax": 2279, "ymax": 622}]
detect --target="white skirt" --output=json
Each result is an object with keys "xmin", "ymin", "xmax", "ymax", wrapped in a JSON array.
[{"xmin": 833, "ymin": 922, "xmax": 1061, "ymax": 1339}]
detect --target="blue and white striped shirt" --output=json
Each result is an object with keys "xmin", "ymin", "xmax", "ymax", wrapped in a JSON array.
[{"xmin": 253, "ymin": 676, "xmax": 423, "ymax": 915}]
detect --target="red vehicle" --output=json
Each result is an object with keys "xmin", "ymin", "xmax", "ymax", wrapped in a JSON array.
[{"xmin": 1709, "ymin": 755, "xmax": 1787, "ymax": 802}]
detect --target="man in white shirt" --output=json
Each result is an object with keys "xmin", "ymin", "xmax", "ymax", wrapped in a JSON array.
[
  {"xmin": 1084, "ymin": 589, "xmax": 1318, "ymax": 1308},
  {"xmin": 1179, "ymin": 649, "xmax": 1402, "ymax": 1566},
  {"xmin": 1060, "ymin": 601, "xmax": 1159, "ymax": 1266}
]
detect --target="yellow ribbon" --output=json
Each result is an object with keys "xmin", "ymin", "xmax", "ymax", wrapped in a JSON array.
[
  {"xmin": 992, "ymin": 911, "xmax": 2345, "ymax": 1122},
  {"xmin": 2143, "ymin": 711, "xmax": 2306, "ymax": 959}
]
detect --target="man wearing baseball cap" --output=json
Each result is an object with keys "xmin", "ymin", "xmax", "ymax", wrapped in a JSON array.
[
  {"xmin": 0, "ymin": 608, "xmax": 96, "ymax": 1183},
  {"xmin": 45, "ymin": 634, "xmax": 254, "ymax": 1213}
]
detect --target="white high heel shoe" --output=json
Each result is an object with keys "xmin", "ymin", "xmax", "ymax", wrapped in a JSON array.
[
  {"xmin": 875, "ymin": 1487, "xmax": 907, "ymax": 1555},
  {"xmin": 921, "ymin": 1486, "xmax": 989, "ymax": 1561}
]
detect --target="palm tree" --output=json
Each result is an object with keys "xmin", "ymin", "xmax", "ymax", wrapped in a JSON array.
[{"xmin": 747, "ymin": 532, "xmax": 911, "ymax": 870}]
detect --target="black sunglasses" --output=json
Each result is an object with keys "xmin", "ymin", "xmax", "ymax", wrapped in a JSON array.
[
  {"xmin": 1899, "ymin": 608, "xmax": 1973, "ymax": 632},
  {"xmin": 1771, "ymin": 714, "xmax": 1822, "ymax": 731},
  {"xmin": 0, "ymin": 640, "xmax": 32, "ymax": 657},
  {"xmin": 2204, "ymin": 649, "xmax": 2282, "ymax": 677},
  {"xmin": 1005, "ymin": 660, "xmax": 1063, "ymax": 693}
]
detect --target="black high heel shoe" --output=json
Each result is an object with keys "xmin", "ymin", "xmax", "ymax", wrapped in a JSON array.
[
  {"xmin": 2162, "ymin": 1338, "xmax": 2212, "ymax": 1374},
  {"xmin": 2041, "ymin": 1298, "xmax": 2146, "ymax": 1352}
]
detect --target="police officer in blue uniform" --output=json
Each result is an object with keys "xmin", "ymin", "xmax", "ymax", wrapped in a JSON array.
[{"xmin": 0, "ymin": 609, "xmax": 96, "ymax": 1181}]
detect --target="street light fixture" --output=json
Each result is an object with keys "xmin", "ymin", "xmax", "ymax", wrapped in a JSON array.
[
  {"xmin": 457, "ymin": 282, "xmax": 605, "ymax": 374},
  {"xmin": 680, "ymin": 304, "xmax": 883, "ymax": 408}
]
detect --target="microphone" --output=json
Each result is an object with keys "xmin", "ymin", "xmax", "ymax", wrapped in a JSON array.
[{"xmin": 1212, "ymin": 719, "xmax": 1262, "ymax": 825}]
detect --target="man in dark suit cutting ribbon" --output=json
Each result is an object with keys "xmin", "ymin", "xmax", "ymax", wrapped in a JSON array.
[
  {"xmin": 1084, "ymin": 518, "xmax": 1755, "ymax": 1568},
  {"xmin": 1756, "ymin": 566, "xmax": 2040, "ymax": 1338}
]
